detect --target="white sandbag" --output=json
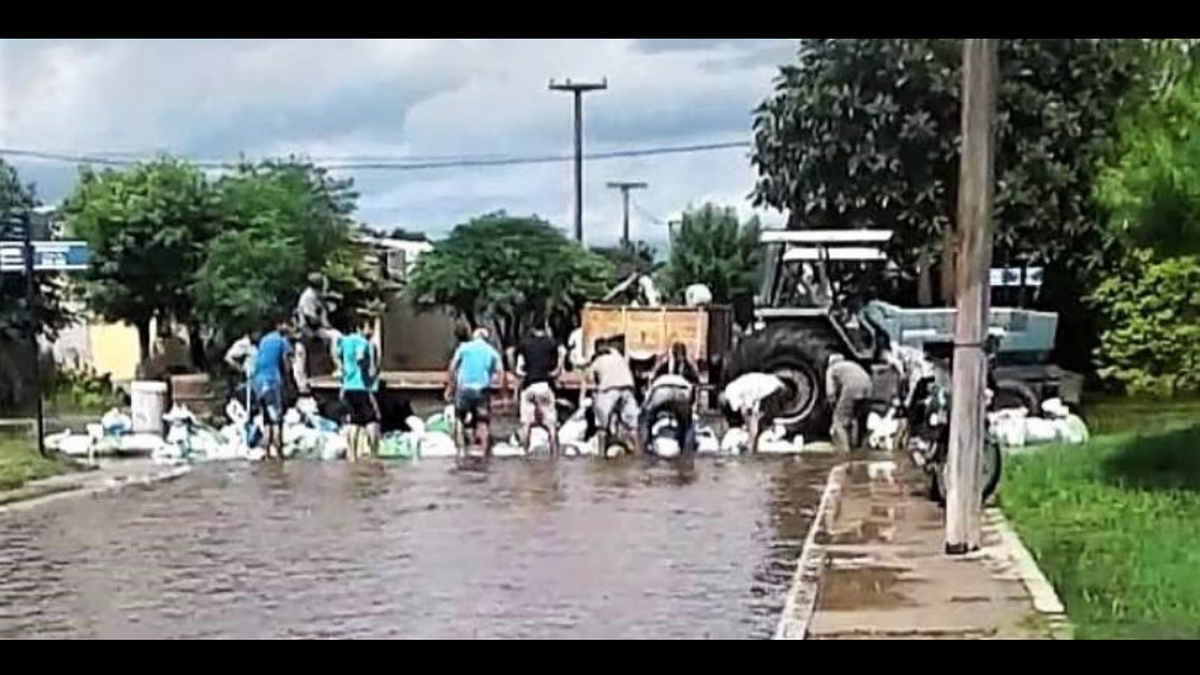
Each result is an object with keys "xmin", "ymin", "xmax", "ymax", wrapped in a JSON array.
[
  {"xmin": 1060, "ymin": 414, "xmax": 1090, "ymax": 445},
  {"xmin": 695, "ymin": 426, "xmax": 720, "ymax": 454},
  {"xmin": 562, "ymin": 438, "xmax": 600, "ymax": 457},
  {"xmin": 419, "ymin": 431, "xmax": 458, "ymax": 458},
  {"xmin": 44, "ymin": 431, "xmax": 71, "ymax": 452},
  {"xmin": 528, "ymin": 427, "xmax": 552, "ymax": 454},
  {"xmin": 58, "ymin": 434, "xmax": 95, "ymax": 457},
  {"xmin": 723, "ymin": 373, "xmax": 786, "ymax": 413},
  {"xmin": 320, "ymin": 433, "xmax": 347, "ymax": 461},
  {"xmin": 492, "ymin": 442, "xmax": 526, "ymax": 458},
  {"xmin": 757, "ymin": 425, "xmax": 804, "ymax": 454},
  {"xmin": 119, "ymin": 433, "xmax": 166, "ymax": 454},
  {"xmin": 406, "ymin": 416, "xmax": 426, "ymax": 435},
  {"xmin": 151, "ymin": 444, "xmax": 183, "ymax": 465},
  {"xmin": 558, "ymin": 418, "xmax": 588, "ymax": 444},
  {"xmin": 684, "ymin": 284, "xmax": 713, "ymax": 307},
  {"xmin": 652, "ymin": 437, "xmax": 681, "ymax": 458},
  {"xmin": 989, "ymin": 408, "xmax": 1029, "ymax": 448},
  {"xmin": 283, "ymin": 408, "xmax": 303, "ymax": 427},
  {"xmin": 295, "ymin": 396, "xmax": 319, "ymax": 417},
  {"xmin": 721, "ymin": 427, "xmax": 750, "ymax": 455},
  {"xmin": 1024, "ymin": 417, "xmax": 1060, "ymax": 446},
  {"xmin": 226, "ymin": 399, "xmax": 249, "ymax": 425},
  {"xmin": 866, "ymin": 410, "xmax": 902, "ymax": 451},
  {"xmin": 1040, "ymin": 397, "xmax": 1070, "ymax": 419}
]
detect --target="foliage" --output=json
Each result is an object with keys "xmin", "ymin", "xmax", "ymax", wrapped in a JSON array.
[
  {"xmin": 1003, "ymin": 424, "xmax": 1200, "ymax": 638},
  {"xmin": 1097, "ymin": 64, "xmax": 1200, "ymax": 256},
  {"xmin": 751, "ymin": 39, "xmax": 1147, "ymax": 280},
  {"xmin": 407, "ymin": 213, "xmax": 613, "ymax": 347},
  {"xmin": 0, "ymin": 437, "xmax": 78, "ymax": 492},
  {"xmin": 192, "ymin": 159, "xmax": 381, "ymax": 350},
  {"xmin": 0, "ymin": 159, "xmax": 72, "ymax": 343},
  {"xmin": 592, "ymin": 240, "xmax": 658, "ymax": 280},
  {"xmin": 660, "ymin": 204, "xmax": 761, "ymax": 304},
  {"xmin": 1089, "ymin": 249, "xmax": 1200, "ymax": 396},
  {"xmin": 62, "ymin": 158, "xmax": 218, "ymax": 358},
  {"xmin": 48, "ymin": 367, "xmax": 122, "ymax": 415}
]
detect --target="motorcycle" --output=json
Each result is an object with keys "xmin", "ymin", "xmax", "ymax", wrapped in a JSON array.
[{"xmin": 895, "ymin": 343, "xmax": 1004, "ymax": 504}]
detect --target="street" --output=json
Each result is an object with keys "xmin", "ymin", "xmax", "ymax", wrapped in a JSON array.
[{"xmin": 0, "ymin": 456, "xmax": 832, "ymax": 639}]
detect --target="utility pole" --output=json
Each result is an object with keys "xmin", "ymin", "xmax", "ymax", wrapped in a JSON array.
[
  {"xmin": 549, "ymin": 78, "xmax": 607, "ymax": 243},
  {"xmin": 606, "ymin": 181, "xmax": 647, "ymax": 245},
  {"xmin": 946, "ymin": 39, "xmax": 999, "ymax": 554}
]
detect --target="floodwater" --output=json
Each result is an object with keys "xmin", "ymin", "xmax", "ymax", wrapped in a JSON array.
[{"xmin": 0, "ymin": 456, "xmax": 832, "ymax": 639}]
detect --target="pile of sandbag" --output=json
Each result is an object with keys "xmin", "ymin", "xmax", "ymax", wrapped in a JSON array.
[
  {"xmin": 716, "ymin": 424, "xmax": 806, "ymax": 455},
  {"xmin": 988, "ymin": 398, "xmax": 1090, "ymax": 449},
  {"xmin": 45, "ymin": 407, "xmax": 170, "ymax": 460},
  {"xmin": 376, "ymin": 407, "xmax": 457, "ymax": 460}
]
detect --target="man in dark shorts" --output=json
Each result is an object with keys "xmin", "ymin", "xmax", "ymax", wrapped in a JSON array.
[
  {"xmin": 337, "ymin": 318, "xmax": 380, "ymax": 461},
  {"xmin": 446, "ymin": 327, "xmax": 504, "ymax": 459},
  {"xmin": 251, "ymin": 319, "xmax": 294, "ymax": 460}
]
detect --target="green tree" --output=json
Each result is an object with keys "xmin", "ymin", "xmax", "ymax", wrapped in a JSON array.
[
  {"xmin": 1, "ymin": 159, "xmax": 73, "ymax": 407},
  {"xmin": 752, "ymin": 39, "xmax": 1148, "ymax": 300},
  {"xmin": 592, "ymin": 240, "xmax": 657, "ymax": 280},
  {"xmin": 661, "ymin": 204, "xmax": 761, "ymax": 304},
  {"xmin": 62, "ymin": 158, "xmax": 217, "ymax": 366},
  {"xmin": 1089, "ymin": 249, "xmax": 1200, "ymax": 395},
  {"xmin": 1097, "ymin": 57, "xmax": 1200, "ymax": 256},
  {"xmin": 407, "ymin": 213, "xmax": 613, "ymax": 348},
  {"xmin": 193, "ymin": 159, "xmax": 379, "ymax": 349}
]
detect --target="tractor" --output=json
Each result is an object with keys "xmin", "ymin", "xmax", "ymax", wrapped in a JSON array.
[{"xmin": 726, "ymin": 230, "xmax": 1072, "ymax": 438}]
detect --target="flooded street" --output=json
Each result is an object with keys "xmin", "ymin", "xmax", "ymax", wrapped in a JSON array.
[{"xmin": 1, "ymin": 457, "xmax": 832, "ymax": 639}]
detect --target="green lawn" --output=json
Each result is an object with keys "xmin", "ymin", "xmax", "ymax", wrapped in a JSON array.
[
  {"xmin": 1002, "ymin": 421, "xmax": 1200, "ymax": 639},
  {"xmin": 0, "ymin": 437, "xmax": 77, "ymax": 492}
]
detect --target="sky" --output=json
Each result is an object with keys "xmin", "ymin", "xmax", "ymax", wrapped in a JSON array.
[{"xmin": 0, "ymin": 38, "xmax": 798, "ymax": 246}]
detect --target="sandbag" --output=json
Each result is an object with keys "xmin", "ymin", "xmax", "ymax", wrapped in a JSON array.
[
  {"xmin": 721, "ymin": 427, "xmax": 750, "ymax": 455},
  {"xmin": 419, "ymin": 431, "xmax": 457, "ymax": 458},
  {"xmin": 695, "ymin": 425, "xmax": 720, "ymax": 454}
]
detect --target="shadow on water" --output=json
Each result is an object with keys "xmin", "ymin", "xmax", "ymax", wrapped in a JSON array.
[{"xmin": 1101, "ymin": 426, "xmax": 1200, "ymax": 492}]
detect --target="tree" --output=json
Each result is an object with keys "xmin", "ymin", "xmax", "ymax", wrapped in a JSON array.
[
  {"xmin": 1097, "ymin": 57, "xmax": 1200, "ymax": 257},
  {"xmin": 407, "ymin": 213, "xmax": 613, "ymax": 348},
  {"xmin": 62, "ymin": 158, "xmax": 216, "ymax": 367},
  {"xmin": 1, "ymin": 159, "xmax": 72, "ymax": 407},
  {"xmin": 193, "ymin": 159, "xmax": 379, "ymax": 350},
  {"xmin": 661, "ymin": 204, "xmax": 762, "ymax": 304},
  {"xmin": 1089, "ymin": 249, "xmax": 1200, "ymax": 396},
  {"xmin": 751, "ymin": 39, "xmax": 1148, "ymax": 304},
  {"xmin": 592, "ymin": 240, "xmax": 657, "ymax": 280}
]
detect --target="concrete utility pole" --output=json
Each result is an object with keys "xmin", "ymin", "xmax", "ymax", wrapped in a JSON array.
[
  {"xmin": 549, "ymin": 78, "xmax": 607, "ymax": 243},
  {"xmin": 606, "ymin": 181, "xmax": 647, "ymax": 245},
  {"xmin": 946, "ymin": 39, "xmax": 999, "ymax": 554}
]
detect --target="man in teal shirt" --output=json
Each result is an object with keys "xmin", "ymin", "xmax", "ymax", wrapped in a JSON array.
[
  {"xmin": 446, "ymin": 327, "xmax": 504, "ymax": 459},
  {"xmin": 337, "ymin": 319, "xmax": 380, "ymax": 461}
]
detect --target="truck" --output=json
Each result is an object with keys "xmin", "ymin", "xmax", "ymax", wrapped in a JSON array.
[{"xmin": 726, "ymin": 229, "xmax": 1074, "ymax": 436}]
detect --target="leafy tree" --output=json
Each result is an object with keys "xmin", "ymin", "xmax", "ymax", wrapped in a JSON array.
[
  {"xmin": 1089, "ymin": 249, "xmax": 1200, "ymax": 396},
  {"xmin": 193, "ymin": 159, "xmax": 379, "ymax": 350},
  {"xmin": 752, "ymin": 39, "xmax": 1148, "ymax": 303},
  {"xmin": 1, "ymin": 159, "xmax": 73, "ymax": 407},
  {"xmin": 661, "ymin": 204, "xmax": 761, "ymax": 304},
  {"xmin": 407, "ymin": 213, "xmax": 613, "ymax": 348},
  {"xmin": 1097, "ymin": 60, "xmax": 1200, "ymax": 256},
  {"xmin": 592, "ymin": 240, "xmax": 657, "ymax": 280},
  {"xmin": 62, "ymin": 158, "xmax": 216, "ymax": 366}
]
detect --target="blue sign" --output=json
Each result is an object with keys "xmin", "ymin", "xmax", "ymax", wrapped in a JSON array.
[{"xmin": 0, "ymin": 241, "xmax": 90, "ymax": 273}]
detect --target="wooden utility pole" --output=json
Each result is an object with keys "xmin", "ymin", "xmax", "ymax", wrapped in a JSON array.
[
  {"xmin": 550, "ymin": 78, "xmax": 607, "ymax": 243},
  {"xmin": 606, "ymin": 181, "xmax": 648, "ymax": 244},
  {"xmin": 946, "ymin": 39, "xmax": 998, "ymax": 555}
]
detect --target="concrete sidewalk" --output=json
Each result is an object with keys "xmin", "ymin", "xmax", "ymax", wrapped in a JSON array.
[
  {"xmin": 0, "ymin": 458, "xmax": 190, "ymax": 513},
  {"xmin": 798, "ymin": 458, "xmax": 1070, "ymax": 640}
]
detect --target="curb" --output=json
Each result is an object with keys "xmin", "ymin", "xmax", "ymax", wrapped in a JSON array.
[
  {"xmin": 984, "ymin": 507, "xmax": 1074, "ymax": 639},
  {"xmin": 0, "ymin": 465, "xmax": 192, "ymax": 515},
  {"xmin": 773, "ymin": 462, "xmax": 846, "ymax": 640}
]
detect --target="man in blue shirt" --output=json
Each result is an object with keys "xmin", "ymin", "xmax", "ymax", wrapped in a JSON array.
[
  {"xmin": 446, "ymin": 327, "xmax": 504, "ymax": 458},
  {"xmin": 252, "ymin": 319, "xmax": 294, "ymax": 459},
  {"xmin": 337, "ymin": 319, "xmax": 380, "ymax": 461}
]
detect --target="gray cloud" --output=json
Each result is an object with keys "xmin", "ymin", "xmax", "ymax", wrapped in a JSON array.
[{"xmin": 1, "ymin": 38, "xmax": 797, "ymax": 239}]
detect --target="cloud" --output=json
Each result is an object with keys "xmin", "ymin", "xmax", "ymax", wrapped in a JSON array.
[{"xmin": 1, "ymin": 38, "xmax": 796, "ymax": 239}]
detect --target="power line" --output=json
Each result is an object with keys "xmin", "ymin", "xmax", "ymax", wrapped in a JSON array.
[
  {"xmin": 0, "ymin": 140, "xmax": 751, "ymax": 172},
  {"xmin": 632, "ymin": 199, "xmax": 668, "ymax": 226}
]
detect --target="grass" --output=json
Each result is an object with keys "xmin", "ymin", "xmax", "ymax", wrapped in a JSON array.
[
  {"xmin": 0, "ymin": 436, "xmax": 78, "ymax": 492},
  {"xmin": 1002, "ymin": 420, "xmax": 1200, "ymax": 639},
  {"xmin": 1078, "ymin": 396, "xmax": 1200, "ymax": 436}
]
